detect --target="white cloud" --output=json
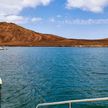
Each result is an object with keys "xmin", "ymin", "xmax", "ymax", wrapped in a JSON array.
[
  {"xmin": 0, "ymin": 0, "xmax": 51, "ymax": 23},
  {"xmin": 49, "ymin": 17, "xmax": 108, "ymax": 25},
  {"xmin": 0, "ymin": 15, "xmax": 43, "ymax": 25},
  {"xmin": 6, "ymin": 15, "xmax": 24, "ymax": 23},
  {"xmin": 49, "ymin": 18, "xmax": 55, "ymax": 23},
  {"xmin": 0, "ymin": 0, "xmax": 52, "ymax": 16},
  {"xmin": 31, "ymin": 17, "xmax": 43, "ymax": 23},
  {"xmin": 23, "ymin": 0, "xmax": 51, "ymax": 7},
  {"xmin": 63, "ymin": 19, "xmax": 108, "ymax": 24},
  {"xmin": 66, "ymin": 0, "xmax": 108, "ymax": 13},
  {"xmin": 0, "ymin": 15, "xmax": 24, "ymax": 23}
]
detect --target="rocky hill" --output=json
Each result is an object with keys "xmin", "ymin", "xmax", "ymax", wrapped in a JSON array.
[{"xmin": 0, "ymin": 22, "xmax": 108, "ymax": 47}]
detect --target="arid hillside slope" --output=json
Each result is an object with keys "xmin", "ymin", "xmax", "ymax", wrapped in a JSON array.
[{"xmin": 0, "ymin": 22, "xmax": 108, "ymax": 47}]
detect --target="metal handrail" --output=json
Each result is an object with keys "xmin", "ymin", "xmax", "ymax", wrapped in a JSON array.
[{"xmin": 36, "ymin": 97, "xmax": 108, "ymax": 108}]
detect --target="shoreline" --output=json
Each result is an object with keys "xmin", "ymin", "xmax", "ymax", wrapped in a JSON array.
[{"xmin": 1, "ymin": 45, "xmax": 108, "ymax": 47}]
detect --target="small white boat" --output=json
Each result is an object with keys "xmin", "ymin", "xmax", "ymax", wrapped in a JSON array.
[
  {"xmin": 0, "ymin": 78, "xmax": 2, "ymax": 85},
  {"xmin": 0, "ymin": 47, "xmax": 4, "ymax": 50}
]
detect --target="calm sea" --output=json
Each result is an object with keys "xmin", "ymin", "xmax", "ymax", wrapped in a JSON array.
[{"xmin": 0, "ymin": 47, "xmax": 108, "ymax": 108}]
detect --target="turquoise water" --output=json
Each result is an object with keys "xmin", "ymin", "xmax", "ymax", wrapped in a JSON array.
[{"xmin": 0, "ymin": 47, "xmax": 108, "ymax": 108}]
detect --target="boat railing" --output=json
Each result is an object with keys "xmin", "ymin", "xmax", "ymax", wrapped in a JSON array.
[{"xmin": 36, "ymin": 97, "xmax": 108, "ymax": 108}]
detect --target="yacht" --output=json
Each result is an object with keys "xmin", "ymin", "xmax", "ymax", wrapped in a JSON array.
[
  {"xmin": 0, "ymin": 78, "xmax": 2, "ymax": 85},
  {"xmin": 0, "ymin": 47, "xmax": 4, "ymax": 50}
]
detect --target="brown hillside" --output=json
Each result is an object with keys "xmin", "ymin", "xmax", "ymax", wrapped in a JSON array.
[
  {"xmin": 0, "ymin": 22, "xmax": 108, "ymax": 47},
  {"xmin": 0, "ymin": 22, "xmax": 65, "ymax": 45}
]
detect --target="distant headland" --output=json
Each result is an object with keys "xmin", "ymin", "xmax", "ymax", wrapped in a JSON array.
[{"xmin": 0, "ymin": 22, "xmax": 108, "ymax": 47}]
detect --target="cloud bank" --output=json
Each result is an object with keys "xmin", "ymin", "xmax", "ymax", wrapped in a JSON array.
[
  {"xmin": 49, "ymin": 17, "xmax": 108, "ymax": 25},
  {"xmin": 67, "ymin": 0, "xmax": 108, "ymax": 13},
  {"xmin": 0, "ymin": 0, "xmax": 51, "ymax": 16},
  {"xmin": 0, "ymin": 0, "xmax": 51, "ymax": 23},
  {"xmin": 63, "ymin": 19, "xmax": 108, "ymax": 24}
]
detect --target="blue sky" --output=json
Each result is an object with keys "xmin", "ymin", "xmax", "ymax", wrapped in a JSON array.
[{"xmin": 1, "ymin": 0, "xmax": 108, "ymax": 39}]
